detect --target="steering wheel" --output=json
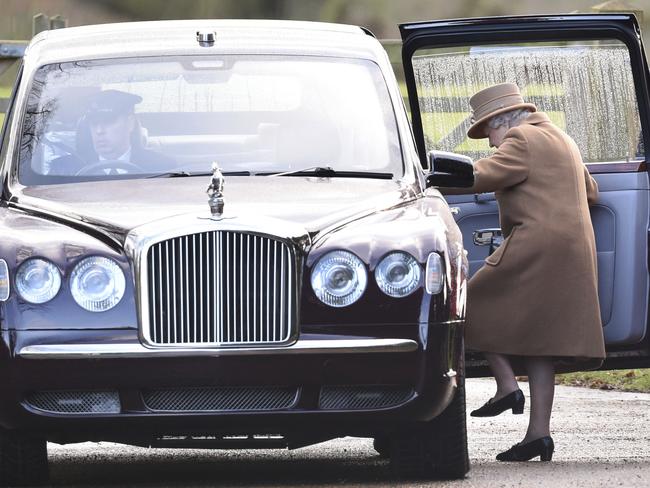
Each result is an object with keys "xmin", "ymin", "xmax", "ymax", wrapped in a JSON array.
[{"xmin": 74, "ymin": 160, "xmax": 146, "ymax": 176}]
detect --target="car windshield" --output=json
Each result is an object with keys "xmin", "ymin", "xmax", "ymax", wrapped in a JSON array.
[{"xmin": 18, "ymin": 55, "xmax": 403, "ymax": 184}]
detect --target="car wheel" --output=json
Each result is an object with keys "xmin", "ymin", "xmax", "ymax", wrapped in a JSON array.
[
  {"xmin": 389, "ymin": 372, "xmax": 469, "ymax": 479},
  {"xmin": 0, "ymin": 431, "xmax": 49, "ymax": 487},
  {"xmin": 373, "ymin": 436, "xmax": 391, "ymax": 458}
]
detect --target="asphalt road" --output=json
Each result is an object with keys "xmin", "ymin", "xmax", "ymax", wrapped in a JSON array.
[{"xmin": 43, "ymin": 379, "xmax": 650, "ymax": 487}]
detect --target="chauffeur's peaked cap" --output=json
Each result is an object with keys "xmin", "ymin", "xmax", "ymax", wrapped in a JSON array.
[{"xmin": 86, "ymin": 89, "xmax": 143, "ymax": 119}]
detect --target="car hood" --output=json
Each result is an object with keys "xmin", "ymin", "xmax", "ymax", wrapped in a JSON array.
[{"xmin": 15, "ymin": 176, "xmax": 419, "ymax": 245}]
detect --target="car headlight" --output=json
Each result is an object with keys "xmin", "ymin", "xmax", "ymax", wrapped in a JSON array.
[
  {"xmin": 311, "ymin": 250, "xmax": 367, "ymax": 307},
  {"xmin": 375, "ymin": 252, "xmax": 422, "ymax": 297},
  {"xmin": 15, "ymin": 258, "xmax": 62, "ymax": 304},
  {"xmin": 70, "ymin": 257, "xmax": 125, "ymax": 312}
]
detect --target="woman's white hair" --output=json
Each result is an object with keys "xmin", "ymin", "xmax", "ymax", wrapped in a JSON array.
[{"xmin": 487, "ymin": 108, "xmax": 533, "ymax": 130}]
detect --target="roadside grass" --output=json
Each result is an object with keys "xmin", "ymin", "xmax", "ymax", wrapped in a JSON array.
[
  {"xmin": 554, "ymin": 369, "xmax": 650, "ymax": 393},
  {"xmin": 0, "ymin": 85, "xmax": 9, "ymax": 127},
  {"xmin": 0, "ymin": 81, "xmax": 566, "ymax": 154},
  {"xmin": 395, "ymin": 79, "xmax": 568, "ymax": 153},
  {"xmin": 420, "ymin": 110, "xmax": 566, "ymax": 153}
]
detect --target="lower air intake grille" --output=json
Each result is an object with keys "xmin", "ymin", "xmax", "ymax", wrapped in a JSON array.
[
  {"xmin": 26, "ymin": 391, "xmax": 121, "ymax": 414},
  {"xmin": 142, "ymin": 387, "xmax": 298, "ymax": 412},
  {"xmin": 319, "ymin": 386, "xmax": 414, "ymax": 410}
]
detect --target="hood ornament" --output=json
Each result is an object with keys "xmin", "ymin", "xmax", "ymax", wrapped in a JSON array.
[{"xmin": 207, "ymin": 162, "xmax": 225, "ymax": 217}]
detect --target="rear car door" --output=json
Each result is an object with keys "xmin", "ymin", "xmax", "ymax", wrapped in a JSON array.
[{"xmin": 400, "ymin": 14, "xmax": 650, "ymax": 371}]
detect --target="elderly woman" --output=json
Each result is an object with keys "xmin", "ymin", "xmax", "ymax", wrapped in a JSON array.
[{"xmin": 458, "ymin": 83, "xmax": 605, "ymax": 462}]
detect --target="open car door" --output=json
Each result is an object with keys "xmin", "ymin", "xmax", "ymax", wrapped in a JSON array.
[{"xmin": 400, "ymin": 14, "xmax": 650, "ymax": 374}]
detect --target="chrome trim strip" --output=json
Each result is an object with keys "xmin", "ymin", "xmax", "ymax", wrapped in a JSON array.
[
  {"xmin": 18, "ymin": 339, "xmax": 418, "ymax": 360},
  {"xmin": 199, "ymin": 233, "xmax": 204, "ymax": 343}
]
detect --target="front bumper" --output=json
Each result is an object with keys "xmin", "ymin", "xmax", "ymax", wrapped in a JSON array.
[
  {"xmin": 17, "ymin": 338, "xmax": 418, "ymax": 359},
  {"xmin": 0, "ymin": 322, "xmax": 462, "ymax": 445}
]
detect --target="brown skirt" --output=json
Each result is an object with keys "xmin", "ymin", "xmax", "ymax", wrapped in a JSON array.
[{"xmin": 469, "ymin": 350, "xmax": 604, "ymax": 375}]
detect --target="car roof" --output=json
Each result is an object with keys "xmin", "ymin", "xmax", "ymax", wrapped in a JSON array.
[{"xmin": 25, "ymin": 19, "xmax": 385, "ymax": 66}]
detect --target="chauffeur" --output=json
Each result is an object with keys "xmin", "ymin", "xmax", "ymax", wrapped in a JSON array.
[
  {"xmin": 51, "ymin": 89, "xmax": 174, "ymax": 175},
  {"xmin": 456, "ymin": 83, "xmax": 605, "ymax": 462}
]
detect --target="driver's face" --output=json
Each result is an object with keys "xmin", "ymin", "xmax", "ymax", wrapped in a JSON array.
[{"xmin": 89, "ymin": 114, "xmax": 134, "ymax": 160}]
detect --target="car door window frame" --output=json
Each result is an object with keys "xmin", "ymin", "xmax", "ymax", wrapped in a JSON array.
[{"xmin": 400, "ymin": 15, "xmax": 650, "ymax": 172}]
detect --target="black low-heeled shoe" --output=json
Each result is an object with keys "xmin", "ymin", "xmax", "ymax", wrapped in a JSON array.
[
  {"xmin": 496, "ymin": 436, "xmax": 554, "ymax": 462},
  {"xmin": 470, "ymin": 389, "xmax": 525, "ymax": 417}
]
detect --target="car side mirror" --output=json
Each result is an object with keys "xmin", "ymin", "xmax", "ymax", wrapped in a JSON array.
[{"xmin": 425, "ymin": 150, "xmax": 474, "ymax": 188}]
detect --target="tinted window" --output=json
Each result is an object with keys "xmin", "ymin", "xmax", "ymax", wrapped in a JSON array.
[{"xmin": 412, "ymin": 40, "xmax": 643, "ymax": 163}]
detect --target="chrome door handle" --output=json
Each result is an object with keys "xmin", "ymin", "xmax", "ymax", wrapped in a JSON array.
[
  {"xmin": 473, "ymin": 228, "xmax": 503, "ymax": 254},
  {"xmin": 474, "ymin": 193, "xmax": 494, "ymax": 204}
]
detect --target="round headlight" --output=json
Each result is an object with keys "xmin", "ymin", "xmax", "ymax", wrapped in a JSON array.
[
  {"xmin": 70, "ymin": 257, "xmax": 125, "ymax": 312},
  {"xmin": 375, "ymin": 252, "xmax": 422, "ymax": 297},
  {"xmin": 311, "ymin": 250, "xmax": 367, "ymax": 307},
  {"xmin": 15, "ymin": 258, "xmax": 62, "ymax": 304}
]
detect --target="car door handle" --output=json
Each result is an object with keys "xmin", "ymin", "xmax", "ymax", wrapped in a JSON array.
[
  {"xmin": 474, "ymin": 193, "xmax": 494, "ymax": 204},
  {"xmin": 473, "ymin": 228, "xmax": 503, "ymax": 254}
]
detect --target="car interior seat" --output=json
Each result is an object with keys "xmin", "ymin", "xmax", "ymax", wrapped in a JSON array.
[{"xmin": 275, "ymin": 110, "xmax": 341, "ymax": 168}]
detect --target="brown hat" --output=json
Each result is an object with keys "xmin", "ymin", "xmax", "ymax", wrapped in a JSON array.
[{"xmin": 467, "ymin": 83, "xmax": 537, "ymax": 139}]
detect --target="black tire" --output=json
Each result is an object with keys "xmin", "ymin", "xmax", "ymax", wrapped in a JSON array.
[
  {"xmin": 373, "ymin": 436, "xmax": 391, "ymax": 458},
  {"xmin": 0, "ymin": 432, "xmax": 49, "ymax": 487},
  {"xmin": 390, "ymin": 374, "xmax": 469, "ymax": 479}
]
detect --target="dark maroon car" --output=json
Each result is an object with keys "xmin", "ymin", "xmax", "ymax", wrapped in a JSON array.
[
  {"xmin": 0, "ymin": 19, "xmax": 473, "ymax": 486},
  {"xmin": 3, "ymin": 13, "xmax": 650, "ymax": 486}
]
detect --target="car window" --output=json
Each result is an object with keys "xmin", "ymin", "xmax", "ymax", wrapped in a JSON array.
[
  {"xmin": 18, "ymin": 55, "xmax": 403, "ymax": 184},
  {"xmin": 411, "ymin": 40, "xmax": 643, "ymax": 164}
]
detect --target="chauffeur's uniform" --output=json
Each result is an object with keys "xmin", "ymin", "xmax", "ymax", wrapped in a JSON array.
[
  {"xmin": 49, "ymin": 89, "xmax": 175, "ymax": 175},
  {"xmin": 463, "ymin": 110, "xmax": 606, "ymax": 364}
]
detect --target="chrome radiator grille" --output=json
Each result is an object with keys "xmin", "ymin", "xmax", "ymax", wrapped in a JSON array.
[{"xmin": 146, "ymin": 232, "xmax": 295, "ymax": 346}]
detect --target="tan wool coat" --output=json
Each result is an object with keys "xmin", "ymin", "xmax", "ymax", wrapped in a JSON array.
[{"xmin": 463, "ymin": 112, "xmax": 605, "ymax": 360}]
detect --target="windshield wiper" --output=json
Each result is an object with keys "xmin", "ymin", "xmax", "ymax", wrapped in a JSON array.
[
  {"xmin": 264, "ymin": 166, "xmax": 393, "ymax": 179},
  {"xmin": 146, "ymin": 170, "xmax": 252, "ymax": 178},
  {"xmin": 147, "ymin": 167, "xmax": 393, "ymax": 179}
]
